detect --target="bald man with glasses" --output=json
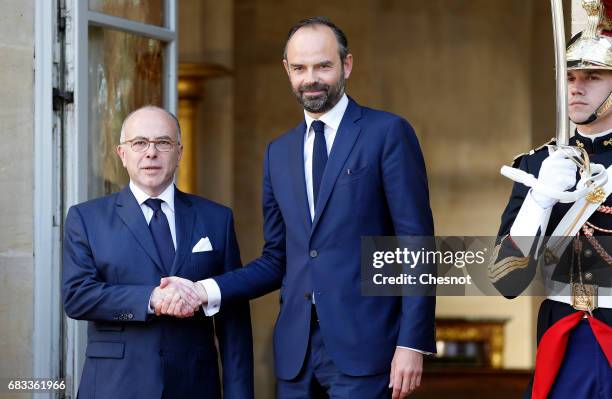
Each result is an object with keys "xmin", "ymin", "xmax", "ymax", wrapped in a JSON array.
[{"xmin": 62, "ymin": 106, "xmax": 254, "ymax": 399}]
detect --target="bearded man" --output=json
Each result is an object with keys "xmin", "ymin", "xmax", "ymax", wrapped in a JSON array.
[{"xmin": 195, "ymin": 16, "xmax": 436, "ymax": 399}]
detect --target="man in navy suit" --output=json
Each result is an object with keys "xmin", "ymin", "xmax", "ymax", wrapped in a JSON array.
[
  {"xmin": 195, "ymin": 17, "xmax": 436, "ymax": 398},
  {"xmin": 62, "ymin": 106, "xmax": 253, "ymax": 399}
]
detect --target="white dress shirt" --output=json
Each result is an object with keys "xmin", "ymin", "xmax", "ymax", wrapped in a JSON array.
[
  {"xmin": 131, "ymin": 181, "xmax": 177, "ymax": 314},
  {"xmin": 130, "ymin": 181, "xmax": 177, "ymax": 250},
  {"xmin": 303, "ymin": 93, "xmax": 348, "ymax": 219}
]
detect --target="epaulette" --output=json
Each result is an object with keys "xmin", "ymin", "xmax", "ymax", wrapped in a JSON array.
[{"xmin": 510, "ymin": 137, "xmax": 556, "ymax": 168}]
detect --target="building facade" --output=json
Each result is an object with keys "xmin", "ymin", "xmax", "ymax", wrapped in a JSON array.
[{"xmin": 0, "ymin": 1, "xmax": 585, "ymax": 397}]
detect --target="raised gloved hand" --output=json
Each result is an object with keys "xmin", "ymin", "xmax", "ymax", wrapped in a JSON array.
[{"xmin": 531, "ymin": 149, "xmax": 578, "ymax": 209}]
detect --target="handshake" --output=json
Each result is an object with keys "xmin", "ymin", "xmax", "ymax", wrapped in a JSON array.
[{"xmin": 150, "ymin": 276, "xmax": 210, "ymax": 318}]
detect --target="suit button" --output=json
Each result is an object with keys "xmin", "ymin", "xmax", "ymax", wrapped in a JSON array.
[
  {"xmin": 309, "ymin": 250, "xmax": 318, "ymax": 258},
  {"xmin": 305, "ymin": 292, "xmax": 312, "ymax": 301},
  {"xmin": 585, "ymin": 272, "xmax": 593, "ymax": 281}
]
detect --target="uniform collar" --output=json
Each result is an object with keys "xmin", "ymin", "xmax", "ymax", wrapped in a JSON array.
[{"xmin": 571, "ymin": 128, "xmax": 612, "ymax": 154}]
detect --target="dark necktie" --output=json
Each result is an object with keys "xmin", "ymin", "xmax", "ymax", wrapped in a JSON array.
[
  {"xmin": 311, "ymin": 120, "xmax": 328, "ymax": 208},
  {"xmin": 144, "ymin": 198, "xmax": 175, "ymax": 273}
]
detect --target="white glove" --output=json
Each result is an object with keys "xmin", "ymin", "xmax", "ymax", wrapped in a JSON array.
[{"xmin": 530, "ymin": 149, "xmax": 578, "ymax": 209}]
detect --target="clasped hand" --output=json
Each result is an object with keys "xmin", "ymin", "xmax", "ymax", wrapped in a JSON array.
[{"xmin": 150, "ymin": 277, "xmax": 208, "ymax": 318}]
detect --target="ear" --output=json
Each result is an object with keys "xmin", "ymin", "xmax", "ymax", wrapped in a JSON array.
[
  {"xmin": 177, "ymin": 144, "xmax": 183, "ymax": 163},
  {"xmin": 116, "ymin": 145, "xmax": 127, "ymax": 167},
  {"xmin": 343, "ymin": 54, "xmax": 353, "ymax": 80},
  {"xmin": 283, "ymin": 59, "xmax": 291, "ymax": 78}
]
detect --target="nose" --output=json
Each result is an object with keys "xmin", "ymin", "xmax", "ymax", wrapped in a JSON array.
[
  {"xmin": 569, "ymin": 78, "xmax": 585, "ymax": 96},
  {"xmin": 304, "ymin": 67, "xmax": 318, "ymax": 86},
  {"xmin": 145, "ymin": 142, "xmax": 158, "ymax": 158}
]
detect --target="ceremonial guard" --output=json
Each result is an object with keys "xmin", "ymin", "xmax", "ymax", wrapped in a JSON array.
[{"xmin": 490, "ymin": 1, "xmax": 612, "ymax": 398}]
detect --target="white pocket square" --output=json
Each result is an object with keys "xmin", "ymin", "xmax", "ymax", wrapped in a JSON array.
[{"xmin": 192, "ymin": 237, "xmax": 213, "ymax": 253}]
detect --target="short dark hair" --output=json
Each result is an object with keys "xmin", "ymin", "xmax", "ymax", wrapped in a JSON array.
[{"xmin": 283, "ymin": 16, "xmax": 349, "ymax": 62}]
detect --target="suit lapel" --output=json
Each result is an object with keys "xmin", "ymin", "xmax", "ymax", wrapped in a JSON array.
[
  {"xmin": 289, "ymin": 121, "xmax": 313, "ymax": 231},
  {"xmin": 115, "ymin": 186, "xmax": 166, "ymax": 275},
  {"xmin": 170, "ymin": 188, "xmax": 195, "ymax": 276},
  {"xmin": 311, "ymin": 99, "xmax": 363, "ymax": 235}
]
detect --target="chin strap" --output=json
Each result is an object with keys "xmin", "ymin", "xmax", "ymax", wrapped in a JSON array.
[{"xmin": 575, "ymin": 91, "xmax": 612, "ymax": 125}]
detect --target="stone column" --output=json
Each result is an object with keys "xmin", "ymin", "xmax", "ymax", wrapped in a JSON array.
[{"xmin": 177, "ymin": 63, "xmax": 231, "ymax": 194}]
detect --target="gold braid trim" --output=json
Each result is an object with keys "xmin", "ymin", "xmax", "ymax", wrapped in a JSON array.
[
  {"xmin": 489, "ymin": 257, "xmax": 530, "ymax": 283},
  {"xmin": 488, "ymin": 237, "xmax": 530, "ymax": 283}
]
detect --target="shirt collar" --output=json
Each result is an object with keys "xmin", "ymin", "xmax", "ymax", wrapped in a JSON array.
[
  {"xmin": 576, "ymin": 127, "xmax": 612, "ymax": 141},
  {"xmin": 129, "ymin": 181, "xmax": 175, "ymax": 212},
  {"xmin": 304, "ymin": 93, "xmax": 349, "ymax": 136}
]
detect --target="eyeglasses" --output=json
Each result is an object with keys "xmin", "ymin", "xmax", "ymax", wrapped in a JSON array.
[{"xmin": 120, "ymin": 138, "xmax": 178, "ymax": 152}]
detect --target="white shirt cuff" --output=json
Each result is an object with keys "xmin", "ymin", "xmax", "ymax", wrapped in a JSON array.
[
  {"xmin": 147, "ymin": 290, "xmax": 155, "ymax": 314},
  {"xmin": 397, "ymin": 346, "xmax": 433, "ymax": 355},
  {"xmin": 199, "ymin": 279, "xmax": 221, "ymax": 316},
  {"xmin": 509, "ymin": 190, "xmax": 552, "ymax": 256}
]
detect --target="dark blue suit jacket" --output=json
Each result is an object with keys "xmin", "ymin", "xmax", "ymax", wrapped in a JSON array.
[
  {"xmin": 214, "ymin": 98, "xmax": 436, "ymax": 380},
  {"xmin": 62, "ymin": 186, "xmax": 253, "ymax": 399}
]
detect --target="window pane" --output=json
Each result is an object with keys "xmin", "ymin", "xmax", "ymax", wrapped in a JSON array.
[
  {"xmin": 88, "ymin": 26, "xmax": 164, "ymax": 197},
  {"xmin": 89, "ymin": 0, "xmax": 164, "ymax": 27}
]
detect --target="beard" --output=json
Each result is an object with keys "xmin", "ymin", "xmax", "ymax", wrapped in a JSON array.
[{"xmin": 293, "ymin": 72, "xmax": 346, "ymax": 114}]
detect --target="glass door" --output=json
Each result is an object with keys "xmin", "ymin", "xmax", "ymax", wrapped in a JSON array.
[{"xmin": 62, "ymin": 1, "xmax": 177, "ymax": 396}]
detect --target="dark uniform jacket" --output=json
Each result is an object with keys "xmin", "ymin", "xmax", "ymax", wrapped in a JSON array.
[{"xmin": 491, "ymin": 133, "xmax": 612, "ymax": 346}]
